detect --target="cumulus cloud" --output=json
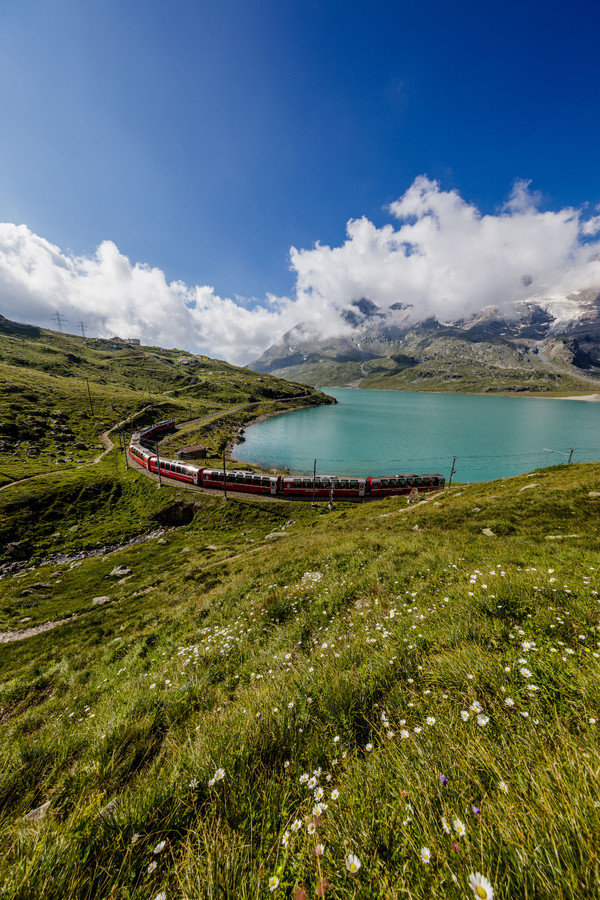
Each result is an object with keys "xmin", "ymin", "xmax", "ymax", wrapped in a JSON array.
[
  {"xmin": 0, "ymin": 225, "xmax": 303, "ymax": 364},
  {"xmin": 1, "ymin": 177, "xmax": 600, "ymax": 364},
  {"xmin": 290, "ymin": 176, "xmax": 600, "ymax": 329}
]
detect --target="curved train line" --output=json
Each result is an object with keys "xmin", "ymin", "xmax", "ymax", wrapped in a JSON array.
[{"xmin": 129, "ymin": 419, "xmax": 445, "ymax": 501}]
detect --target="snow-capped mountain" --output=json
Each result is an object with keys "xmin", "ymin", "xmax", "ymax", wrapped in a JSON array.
[{"xmin": 249, "ymin": 290, "xmax": 600, "ymax": 392}]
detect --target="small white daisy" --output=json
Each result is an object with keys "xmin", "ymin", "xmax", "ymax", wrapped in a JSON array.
[
  {"xmin": 345, "ymin": 853, "xmax": 361, "ymax": 873},
  {"xmin": 468, "ymin": 871, "xmax": 494, "ymax": 899},
  {"xmin": 453, "ymin": 817, "xmax": 466, "ymax": 838}
]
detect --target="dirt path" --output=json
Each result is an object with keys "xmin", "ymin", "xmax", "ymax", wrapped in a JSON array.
[
  {"xmin": 0, "ymin": 405, "xmax": 157, "ymax": 493},
  {"xmin": 174, "ymin": 401, "xmax": 259, "ymax": 430},
  {"xmin": 0, "ymin": 614, "xmax": 80, "ymax": 644}
]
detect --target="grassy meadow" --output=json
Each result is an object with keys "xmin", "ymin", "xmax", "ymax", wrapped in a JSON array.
[
  {"xmin": 1, "ymin": 321, "xmax": 600, "ymax": 898},
  {"xmin": 1, "ymin": 449, "xmax": 600, "ymax": 898}
]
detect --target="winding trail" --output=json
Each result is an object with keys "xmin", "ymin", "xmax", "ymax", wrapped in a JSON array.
[{"xmin": 0, "ymin": 405, "xmax": 157, "ymax": 493}]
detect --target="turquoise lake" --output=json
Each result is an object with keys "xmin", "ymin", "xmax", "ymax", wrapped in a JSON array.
[{"xmin": 232, "ymin": 389, "xmax": 600, "ymax": 482}]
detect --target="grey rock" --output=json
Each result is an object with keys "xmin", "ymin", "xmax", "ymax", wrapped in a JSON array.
[
  {"xmin": 109, "ymin": 566, "xmax": 131, "ymax": 577},
  {"xmin": 22, "ymin": 801, "xmax": 51, "ymax": 823},
  {"xmin": 92, "ymin": 596, "xmax": 111, "ymax": 606},
  {"xmin": 482, "ymin": 527, "xmax": 496, "ymax": 537},
  {"xmin": 98, "ymin": 796, "xmax": 120, "ymax": 819},
  {"xmin": 5, "ymin": 541, "xmax": 32, "ymax": 561}
]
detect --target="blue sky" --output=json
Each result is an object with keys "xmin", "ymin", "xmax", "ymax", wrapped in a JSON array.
[{"xmin": 1, "ymin": 0, "xmax": 599, "ymax": 360}]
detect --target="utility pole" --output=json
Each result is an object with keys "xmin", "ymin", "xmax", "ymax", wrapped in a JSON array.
[
  {"xmin": 448, "ymin": 456, "xmax": 456, "ymax": 487},
  {"xmin": 543, "ymin": 448, "xmax": 574, "ymax": 465},
  {"xmin": 51, "ymin": 310, "xmax": 67, "ymax": 333},
  {"xmin": 312, "ymin": 458, "xmax": 317, "ymax": 504},
  {"xmin": 79, "ymin": 320, "xmax": 87, "ymax": 339},
  {"xmin": 223, "ymin": 450, "xmax": 227, "ymax": 500},
  {"xmin": 155, "ymin": 441, "xmax": 162, "ymax": 487},
  {"xmin": 121, "ymin": 430, "xmax": 129, "ymax": 470},
  {"xmin": 85, "ymin": 378, "xmax": 95, "ymax": 418}
]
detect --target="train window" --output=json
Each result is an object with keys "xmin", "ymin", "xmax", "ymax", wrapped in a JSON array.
[
  {"xmin": 262, "ymin": 477, "xmax": 270, "ymax": 487},
  {"xmin": 244, "ymin": 475, "xmax": 253, "ymax": 484},
  {"xmin": 406, "ymin": 478, "xmax": 414, "ymax": 486},
  {"xmin": 303, "ymin": 479, "xmax": 311, "ymax": 488},
  {"xmin": 321, "ymin": 479, "xmax": 330, "ymax": 488},
  {"xmin": 253, "ymin": 476, "xmax": 261, "ymax": 485},
  {"xmin": 293, "ymin": 479, "xmax": 301, "ymax": 488},
  {"xmin": 423, "ymin": 477, "xmax": 430, "ymax": 485},
  {"xmin": 349, "ymin": 480, "xmax": 358, "ymax": 489},
  {"xmin": 339, "ymin": 479, "xmax": 348, "ymax": 488},
  {"xmin": 234, "ymin": 473, "xmax": 243, "ymax": 483},
  {"xmin": 380, "ymin": 479, "xmax": 389, "ymax": 488},
  {"xmin": 415, "ymin": 478, "xmax": 422, "ymax": 485}
]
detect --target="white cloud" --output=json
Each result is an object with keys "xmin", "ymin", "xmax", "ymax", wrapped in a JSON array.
[
  {"xmin": 0, "ymin": 225, "xmax": 302, "ymax": 364},
  {"xmin": 290, "ymin": 176, "xmax": 600, "ymax": 327},
  {"xmin": 581, "ymin": 215, "xmax": 600, "ymax": 237},
  {"xmin": 1, "ymin": 177, "xmax": 599, "ymax": 364}
]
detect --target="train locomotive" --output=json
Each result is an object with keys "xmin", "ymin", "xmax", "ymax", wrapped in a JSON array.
[{"xmin": 128, "ymin": 419, "xmax": 445, "ymax": 499}]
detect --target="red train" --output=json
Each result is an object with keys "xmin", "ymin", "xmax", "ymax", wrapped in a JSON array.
[{"xmin": 128, "ymin": 419, "xmax": 445, "ymax": 499}]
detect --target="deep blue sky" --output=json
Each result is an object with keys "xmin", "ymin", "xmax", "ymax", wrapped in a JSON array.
[{"xmin": 1, "ymin": 0, "xmax": 599, "ymax": 302}]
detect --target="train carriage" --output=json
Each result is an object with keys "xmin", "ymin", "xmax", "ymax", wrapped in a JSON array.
[
  {"xmin": 148, "ymin": 457, "xmax": 201, "ymax": 485},
  {"xmin": 367, "ymin": 474, "xmax": 445, "ymax": 497},
  {"xmin": 139, "ymin": 419, "xmax": 176, "ymax": 445},
  {"xmin": 201, "ymin": 469, "xmax": 280, "ymax": 495},
  {"xmin": 128, "ymin": 443, "xmax": 155, "ymax": 468},
  {"xmin": 281, "ymin": 476, "xmax": 366, "ymax": 499}
]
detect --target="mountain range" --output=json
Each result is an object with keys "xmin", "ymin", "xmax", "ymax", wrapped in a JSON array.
[{"xmin": 249, "ymin": 289, "xmax": 600, "ymax": 393}]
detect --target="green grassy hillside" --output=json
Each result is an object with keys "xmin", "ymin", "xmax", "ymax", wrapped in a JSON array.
[
  {"xmin": 1, "ymin": 450, "xmax": 600, "ymax": 898},
  {"xmin": 0, "ymin": 324, "xmax": 331, "ymax": 488}
]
